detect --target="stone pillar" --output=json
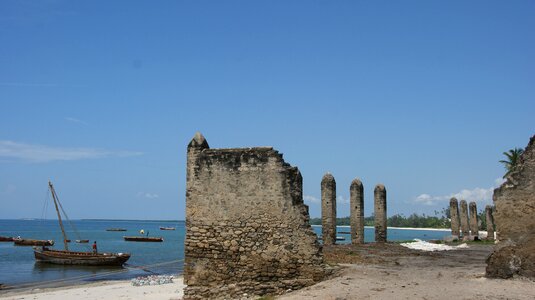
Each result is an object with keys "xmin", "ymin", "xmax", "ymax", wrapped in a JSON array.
[
  {"xmin": 374, "ymin": 184, "xmax": 387, "ymax": 243},
  {"xmin": 449, "ymin": 197, "xmax": 460, "ymax": 237},
  {"xmin": 350, "ymin": 178, "xmax": 364, "ymax": 244},
  {"xmin": 469, "ymin": 202, "xmax": 479, "ymax": 238},
  {"xmin": 485, "ymin": 205, "xmax": 495, "ymax": 241},
  {"xmin": 459, "ymin": 200, "xmax": 470, "ymax": 237},
  {"xmin": 321, "ymin": 173, "xmax": 336, "ymax": 245}
]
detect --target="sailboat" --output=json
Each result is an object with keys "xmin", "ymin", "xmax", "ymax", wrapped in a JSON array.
[{"xmin": 33, "ymin": 181, "xmax": 131, "ymax": 266}]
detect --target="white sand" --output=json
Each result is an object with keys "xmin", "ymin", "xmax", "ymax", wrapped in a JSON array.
[
  {"xmin": 0, "ymin": 277, "xmax": 185, "ymax": 300},
  {"xmin": 400, "ymin": 239, "xmax": 469, "ymax": 251}
]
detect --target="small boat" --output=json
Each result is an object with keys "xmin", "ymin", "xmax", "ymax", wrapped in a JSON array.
[
  {"xmin": 34, "ymin": 248, "xmax": 130, "ymax": 266},
  {"xmin": 14, "ymin": 239, "xmax": 54, "ymax": 246},
  {"xmin": 159, "ymin": 227, "xmax": 175, "ymax": 230},
  {"xmin": 338, "ymin": 231, "xmax": 351, "ymax": 234},
  {"xmin": 336, "ymin": 236, "xmax": 346, "ymax": 241},
  {"xmin": 124, "ymin": 236, "xmax": 164, "ymax": 242},
  {"xmin": 0, "ymin": 236, "xmax": 14, "ymax": 242},
  {"xmin": 106, "ymin": 228, "xmax": 127, "ymax": 232},
  {"xmin": 33, "ymin": 181, "xmax": 130, "ymax": 266},
  {"xmin": 76, "ymin": 239, "xmax": 89, "ymax": 243}
]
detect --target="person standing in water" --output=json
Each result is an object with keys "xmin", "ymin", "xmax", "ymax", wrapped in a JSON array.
[{"xmin": 92, "ymin": 241, "xmax": 98, "ymax": 254}]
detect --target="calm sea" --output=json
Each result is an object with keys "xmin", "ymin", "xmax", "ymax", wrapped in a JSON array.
[{"xmin": 0, "ymin": 219, "xmax": 450, "ymax": 289}]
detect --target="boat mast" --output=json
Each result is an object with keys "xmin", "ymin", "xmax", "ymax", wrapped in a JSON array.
[{"xmin": 49, "ymin": 181, "xmax": 69, "ymax": 251}]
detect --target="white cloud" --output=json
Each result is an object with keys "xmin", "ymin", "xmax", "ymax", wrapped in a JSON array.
[
  {"xmin": 337, "ymin": 195, "xmax": 350, "ymax": 204},
  {"xmin": 0, "ymin": 140, "xmax": 142, "ymax": 163},
  {"xmin": 413, "ymin": 178, "xmax": 504, "ymax": 206},
  {"xmin": 303, "ymin": 195, "xmax": 320, "ymax": 204},
  {"xmin": 65, "ymin": 117, "xmax": 88, "ymax": 125},
  {"xmin": 137, "ymin": 192, "xmax": 159, "ymax": 199},
  {"xmin": 303, "ymin": 195, "xmax": 349, "ymax": 205}
]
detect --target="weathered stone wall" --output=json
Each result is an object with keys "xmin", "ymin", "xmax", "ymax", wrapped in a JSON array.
[
  {"xmin": 449, "ymin": 197, "xmax": 460, "ymax": 237},
  {"xmin": 485, "ymin": 205, "xmax": 495, "ymax": 241},
  {"xmin": 459, "ymin": 200, "xmax": 470, "ymax": 237},
  {"xmin": 487, "ymin": 135, "xmax": 535, "ymax": 279},
  {"xmin": 321, "ymin": 173, "xmax": 336, "ymax": 246},
  {"xmin": 184, "ymin": 133, "xmax": 325, "ymax": 299},
  {"xmin": 374, "ymin": 184, "xmax": 387, "ymax": 242},
  {"xmin": 350, "ymin": 178, "xmax": 364, "ymax": 244},
  {"xmin": 469, "ymin": 202, "xmax": 479, "ymax": 238}
]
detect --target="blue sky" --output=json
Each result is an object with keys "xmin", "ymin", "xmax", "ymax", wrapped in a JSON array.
[{"xmin": 1, "ymin": 1, "xmax": 533, "ymax": 220}]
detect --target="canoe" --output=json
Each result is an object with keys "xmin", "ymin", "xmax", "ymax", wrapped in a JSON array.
[
  {"xmin": 159, "ymin": 227, "xmax": 175, "ymax": 230},
  {"xmin": 0, "ymin": 236, "xmax": 14, "ymax": 242},
  {"xmin": 76, "ymin": 239, "xmax": 89, "ymax": 243},
  {"xmin": 106, "ymin": 228, "xmax": 127, "ymax": 231},
  {"xmin": 14, "ymin": 239, "xmax": 54, "ymax": 246},
  {"xmin": 123, "ymin": 236, "xmax": 163, "ymax": 242},
  {"xmin": 34, "ymin": 248, "xmax": 130, "ymax": 266}
]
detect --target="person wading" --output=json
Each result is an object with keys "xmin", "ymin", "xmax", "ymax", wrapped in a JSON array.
[{"xmin": 92, "ymin": 241, "xmax": 98, "ymax": 254}]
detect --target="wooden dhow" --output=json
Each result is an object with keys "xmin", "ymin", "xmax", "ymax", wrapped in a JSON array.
[
  {"xmin": 34, "ymin": 181, "xmax": 130, "ymax": 266},
  {"xmin": 124, "ymin": 236, "xmax": 163, "ymax": 242},
  {"xmin": 14, "ymin": 238, "xmax": 54, "ymax": 246}
]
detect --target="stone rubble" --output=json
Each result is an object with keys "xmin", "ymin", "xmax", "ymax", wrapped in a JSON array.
[{"xmin": 131, "ymin": 275, "xmax": 174, "ymax": 286}]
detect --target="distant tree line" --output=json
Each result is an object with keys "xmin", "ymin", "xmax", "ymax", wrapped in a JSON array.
[{"xmin": 310, "ymin": 206, "xmax": 489, "ymax": 230}]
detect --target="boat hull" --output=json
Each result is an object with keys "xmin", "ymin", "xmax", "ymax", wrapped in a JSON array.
[
  {"xmin": 0, "ymin": 236, "xmax": 14, "ymax": 242},
  {"xmin": 34, "ymin": 249, "xmax": 130, "ymax": 266},
  {"xmin": 159, "ymin": 227, "xmax": 175, "ymax": 230},
  {"xmin": 123, "ymin": 236, "xmax": 163, "ymax": 242},
  {"xmin": 14, "ymin": 239, "xmax": 54, "ymax": 246}
]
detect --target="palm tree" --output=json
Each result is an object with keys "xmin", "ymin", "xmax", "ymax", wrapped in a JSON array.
[{"xmin": 499, "ymin": 148, "xmax": 524, "ymax": 178}]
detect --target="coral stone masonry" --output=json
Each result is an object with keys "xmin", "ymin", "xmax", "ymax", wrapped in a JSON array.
[
  {"xmin": 459, "ymin": 200, "xmax": 470, "ymax": 238},
  {"xmin": 449, "ymin": 198, "xmax": 460, "ymax": 237},
  {"xmin": 469, "ymin": 202, "xmax": 479, "ymax": 238},
  {"xmin": 486, "ymin": 135, "xmax": 535, "ymax": 279},
  {"xmin": 184, "ymin": 133, "xmax": 325, "ymax": 299},
  {"xmin": 350, "ymin": 178, "xmax": 364, "ymax": 244},
  {"xmin": 374, "ymin": 184, "xmax": 387, "ymax": 243},
  {"xmin": 321, "ymin": 173, "xmax": 337, "ymax": 246}
]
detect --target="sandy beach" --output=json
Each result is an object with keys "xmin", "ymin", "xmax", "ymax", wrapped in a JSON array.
[
  {"xmin": 0, "ymin": 279, "xmax": 184, "ymax": 300},
  {"xmin": 280, "ymin": 243, "xmax": 534, "ymax": 300}
]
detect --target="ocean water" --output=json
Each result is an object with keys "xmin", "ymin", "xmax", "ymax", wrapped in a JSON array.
[
  {"xmin": 0, "ymin": 219, "xmax": 450, "ymax": 289},
  {"xmin": 0, "ymin": 219, "xmax": 185, "ymax": 289}
]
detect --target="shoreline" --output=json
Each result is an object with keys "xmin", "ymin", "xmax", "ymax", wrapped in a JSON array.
[
  {"xmin": 311, "ymin": 225, "xmax": 452, "ymax": 231},
  {"xmin": 0, "ymin": 276, "xmax": 185, "ymax": 300}
]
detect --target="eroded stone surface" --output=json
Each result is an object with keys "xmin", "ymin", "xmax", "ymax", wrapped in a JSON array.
[
  {"xmin": 469, "ymin": 202, "xmax": 479, "ymax": 238},
  {"xmin": 374, "ymin": 184, "xmax": 387, "ymax": 243},
  {"xmin": 450, "ymin": 198, "xmax": 460, "ymax": 237},
  {"xmin": 485, "ymin": 205, "xmax": 495, "ymax": 241},
  {"xmin": 184, "ymin": 133, "xmax": 325, "ymax": 299},
  {"xmin": 486, "ymin": 135, "xmax": 535, "ymax": 279},
  {"xmin": 459, "ymin": 200, "xmax": 470, "ymax": 237},
  {"xmin": 321, "ymin": 173, "xmax": 336, "ymax": 246},
  {"xmin": 350, "ymin": 178, "xmax": 364, "ymax": 244}
]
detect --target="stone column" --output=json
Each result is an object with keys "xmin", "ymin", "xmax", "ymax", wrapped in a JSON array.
[
  {"xmin": 449, "ymin": 197, "xmax": 460, "ymax": 237},
  {"xmin": 350, "ymin": 178, "xmax": 364, "ymax": 244},
  {"xmin": 469, "ymin": 202, "xmax": 479, "ymax": 238},
  {"xmin": 459, "ymin": 200, "xmax": 470, "ymax": 237},
  {"xmin": 374, "ymin": 184, "xmax": 387, "ymax": 243},
  {"xmin": 485, "ymin": 205, "xmax": 495, "ymax": 241},
  {"xmin": 321, "ymin": 173, "xmax": 336, "ymax": 245}
]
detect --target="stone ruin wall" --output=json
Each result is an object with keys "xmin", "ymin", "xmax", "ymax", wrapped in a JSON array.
[
  {"xmin": 184, "ymin": 133, "xmax": 325, "ymax": 299},
  {"xmin": 487, "ymin": 135, "xmax": 535, "ymax": 278}
]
